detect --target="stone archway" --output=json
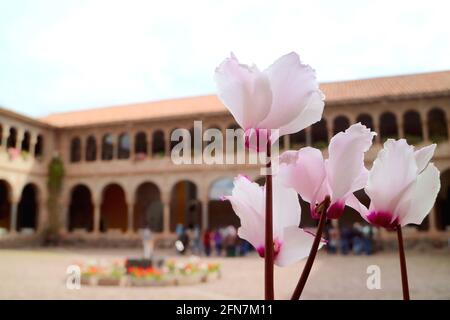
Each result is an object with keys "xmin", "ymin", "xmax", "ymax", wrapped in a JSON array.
[
  {"xmin": 208, "ymin": 177, "xmax": 239, "ymax": 230},
  {"xmin": 134, "ymin": 182, "xmax": 162, "ymax": 232},
  {"xmin": 170, "ymin": 180, "xmax": 200, "ymax": 231},
  {"xmin": 0, "ymin": 180, "xmax": 12, "ymax": 231},
  {"xmin": 16, "ymin": 183, "xmax": 38, "ymax": 232},
  {"xmin": 100, "ymin": 183, "xmax": 128, "ymax": 232},
  {"xmin": 69, "ymin": 184, "xmax": 93, "ymax": 232}
]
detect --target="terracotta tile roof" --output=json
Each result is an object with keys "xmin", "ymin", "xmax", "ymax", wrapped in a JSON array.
[{"xmin": 40, "ymin": 70, "xmax": 450, "ymax": 128}]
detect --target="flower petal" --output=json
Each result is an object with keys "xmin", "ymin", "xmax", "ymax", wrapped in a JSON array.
[
  {"xmin": 258, "ymin": 52, "xmax": 320, "ymax": 129},
  {"xmin": 278, "ymin": 90, "xmax": 325, "ymax": 136},
  {"xmin": 272, "ymin": 176, "xmax": 301, "ymax": 237},
  {"xmin": 326, "ymin": 123, "xmax": 375, "ymax": 201},
  {"xmin": 278, "ymin": 147, "xmax": 326, "ymax": 205},
  {"xmin": 226, "ymin": 175, "xmax": 265, "ymax": 249},
  {"xmin": 414, "ymin": 144, "xmax": 436, "ymax": 174},
  {"xmin": 365, "ymin": 139, "xmax": 418, "ymax": 215},
  {"xmin": 275, "ymin": 226, "xmax": 325, "ymax": 267},
  {"xmin": 214, "ymin": 53, "xmax": 272, "ymax": 129},
  {"xmin": 396, "ymin": 163, "xmax": 440, "ymax": 227}
]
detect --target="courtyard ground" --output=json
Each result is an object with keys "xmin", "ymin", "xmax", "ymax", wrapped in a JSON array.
[{"xmin": 0, "ymin": 248, "xmax": 448, "ymax": 299}]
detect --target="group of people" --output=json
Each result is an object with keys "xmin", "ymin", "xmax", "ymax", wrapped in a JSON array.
[
  {"xmin": 175, "ymin": 224, "xmax": 252, "ymax": 257},
  {"xmin": 324, "ymin": 223, "xmax": 376, "ymax": 255},
  {"xmin": 174, "ymin": 222, "xmax": 376, "ymax": 257}
]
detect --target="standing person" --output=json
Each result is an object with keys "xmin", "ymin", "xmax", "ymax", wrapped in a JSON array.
[
  {"xmin": 213, "ymin": 228, "xmax": 223, "ymax": 256},
  {"xmin": 226, "ymin": 225, "xmax": 237, "ymax": 257},
  {"xmin": 141, "ymin": 226, "xmax": 154, "ymax": 260},
  {"xmin": 203, "ymin": 229, "xmax": 212, "ymax": 257}
]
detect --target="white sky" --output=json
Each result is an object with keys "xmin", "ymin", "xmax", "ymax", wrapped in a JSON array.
[{"xmin": 0, "ymin": 0, "xmax": 449, "ymax": 117}]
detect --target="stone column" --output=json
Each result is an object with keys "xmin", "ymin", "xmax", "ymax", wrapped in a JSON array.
[
  {"xmin": 128, "ymin": 132, "xmax": 135, "ymax": 160},
  {"xmin": 422, "ymin": 120, "xmax": 430, "ymax": 143},
  {"xmin": 161, "ymin": 192, "xmax": 170, "ymax": 234},
  {"xmin": 398, "ymin": 116, "xmax": 405, "ymax": 139},
  {"xmin": 10, "ymin": 201, "xmax": 18, "ymax": 233},
  {"xmin": 283, "ymin": 134, "xmax": 290, "ymax": 150},
  {"xmin": 79, "ymin": 136, "xmax": 85, "ymax": 162},
  {"xmin": 373, "ymin": 115, "xmax": 381, "ymax": 144},
  {"xmin": 37, "ymin": 197, "xmax": 47, "ymax": 233},
  {"xmin": 147, "ymin": 131, "xmax": 153, "ymax": 158},
  {"xmin": 165, "ymin": 130, "xmax": 171, "ymax": 158},
  {"xmin": 201, "ymin": 196, "xmax": 209, "ymax": 231},
  {"xmin": 0, "ymin": 125, "xmax": 8, "ymax": 147},
  {"xmin": 127, "ymin": 202, "xmax": 134, "ymax": 234},
  {"xmin": 15, "ymin": 129, "xmax": 24, "ymax": 150},
  {"xmin": 93, "ymin": 202, "xmax": 101, "ymax": 235},
  {"xmin": 305, "ymin": 127, "xmax": 312, "ymax": 146},
  {"xmin": 428, "ymin": 206, "xmax": 438, "ymax": 234},
  {"xmin": 60, "ymin": 199, "xmax": 69, "ymax": 233},
  {"xmin": 327, "ymin": 118, "xmax": 333, "ymax": 141},
  {"xmin": 30, "ymin": 133, "xmax": 38, "ymax": 158}
]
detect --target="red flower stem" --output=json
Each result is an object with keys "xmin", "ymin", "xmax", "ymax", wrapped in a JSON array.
[
  {"xmin": 396, "ymin": 225, "xmax": 410, "ymax": 300},
  {"xmin": 291, "ymin": 196, "xmax": 330, "ymax": 300},
  {"xmin": 265, "ymin": 139, "xmax": 274, "ymax": 300}
]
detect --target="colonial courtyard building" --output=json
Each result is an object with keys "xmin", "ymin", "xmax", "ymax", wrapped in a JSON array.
[{"xmin": 0, "ymin": 70, "xmax": 449, "ymax": 246}]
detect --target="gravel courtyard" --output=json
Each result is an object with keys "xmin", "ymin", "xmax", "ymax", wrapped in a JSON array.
[{"xmin": 0, "ymin": 248, "xmax": 448, "ymax": 300}]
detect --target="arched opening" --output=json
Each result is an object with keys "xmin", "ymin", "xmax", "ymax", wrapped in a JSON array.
[
  {"xmin": 134, "ymin": 132, "xmax": 147, "ymax": 159},
  {"xmin": 85, "ymin": 136, "xmax": 97, "ymax": 162},
  {"xmin": 134, "ymin": 182, "xmax": 162, "ymax": 232},
  {"xmin": 333, "ymin": 116, "xmax": 350, "ymax": 135},
  {"xmin": 6, "ymin": 127, "xmax": 17, "ymax": 149},
  {"xmin": 436, "ymin": 169, "xmax": 450, "ymax": 231},
  {"xmin": 0, "ymin": 180, "xmax": 11, "ymax": 231},
  {"xmin": 403, "ymin": 110, "xmax": 423, "ymax": 145},
  {"xmin": 208, "ymin": 178, "xmax": 239, "ymax": 230},
  {"xmin": 70, "ymin": 137, "xmax": 81, "ymax": 163},
  {"xmin": 379, "ymin": 112, "xmax": 398, "ymax": 142},
  {"xmin": 152, "ymin": 130, "xmax": 165, "ymax": 158},
  {"xmin": 427, "ymin": 108, "xmax": 448, "ymax": 143},
  {"xmin": 68, "ymin": 184, "xmax": 93, "ymax": 231},
  {"xmin": 101, "ymin": 134, "xmax": 114, "ymax": 160},
  {"xmin": 17, "ymin": 184, "xmax": 38, "ymax": 231},
  {"xmin": 100, "ymin": 183, "xmax": 127, "ymax": 232},
  {"xmin": 170, "ymin": 180, "xmax": 200, "ymax": 231},
  {"xmin": 118, "ymin": 133, "xmax": 130, "ymax": 159},
  {"xmin": 21, "ymin": 131, "xmax": 31, "ymax": 152},
  {"xmin": 311, "ymin": 118, "xmax": 328, "ymax": 149},
  {"xmin": 356, "ymin": 114, "xmax": 374, "ymax": 131},
  {"xmin": 289, "ymin": 130, "xmax": 306, "ymax": 149},
  {"xmin": 35, "ymin": 135, "xmax": 43, "ymax": 158}
]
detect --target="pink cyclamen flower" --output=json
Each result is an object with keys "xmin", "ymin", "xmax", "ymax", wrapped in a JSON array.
[
  {"xmin": 224, "ymin": 175, "xmax": 324, "ymax": 267},
  {"xmin": 356, "ymin": 139, "xmax": 440, "ymax": 230},
  {"xmin": 214, "ymin": 52, "xmax": 325, "ymax": 151},
  {"xmin": 278, "ymin": 123, "xmax": 376, "ymax": 220}
]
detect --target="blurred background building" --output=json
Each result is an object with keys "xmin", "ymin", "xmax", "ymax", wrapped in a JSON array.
[{"xmin": 0, "ymin": 70, "xmax": 449, "ymax": 247}]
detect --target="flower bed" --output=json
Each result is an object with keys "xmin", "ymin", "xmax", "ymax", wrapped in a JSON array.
[{"xmin": 76, "ymin": 257, "xmax": 221, "ymax": 287}]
